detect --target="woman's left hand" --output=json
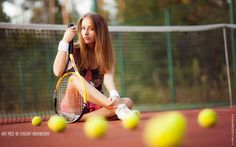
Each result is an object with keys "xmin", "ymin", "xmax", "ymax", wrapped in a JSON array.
[{"xmin": 107, "ymin": 96, "xmax": 121, "ymax": 109}]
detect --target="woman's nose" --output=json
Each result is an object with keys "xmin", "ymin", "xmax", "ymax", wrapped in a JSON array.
[{"xmin": 84, "ymin": 29, "xmax": 89, "ymax": 35}]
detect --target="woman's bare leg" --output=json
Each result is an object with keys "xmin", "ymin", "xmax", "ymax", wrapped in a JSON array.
[
  {"xmin": 81, "ymin": 97, "xmax": 134, "ymax": 121},
  {"xmin": 63, "ymin": 81, "xmax": 80, "ymax": 113},
  {"xmin": 70, "ymin": 75, "xmax": 121, "ymax": 108}
]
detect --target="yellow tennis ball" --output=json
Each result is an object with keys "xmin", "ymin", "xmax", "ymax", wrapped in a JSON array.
[
  {"xmin": 198, "ymin": 108, "xmax": 217, "ymax": 128},
  {"xmin": 84, "ymin": 116, "xmax": 108, "ymax": 139},
  {"xmin": 32, "ymin": 116, "xmax": 42, "ymax": 126},
  {"xmin": 143, "ymin": 111, "xmax": 187, "ymax": 147},
  {"xmin": 48, "ymin": 115, "xmax": 67, "ymax": 133},
  {"xmin": 122, "ymin": 111, "xmax": 140, "ymax": 130}
]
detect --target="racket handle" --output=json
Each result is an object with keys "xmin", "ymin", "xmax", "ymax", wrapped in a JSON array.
[
  {"xmin": 67, "ymin": 23, "xmax": 74, "ymax": 54},
  {"xmin": 68, "ymin": 23, "xmax": 74, "ymax": 28}
]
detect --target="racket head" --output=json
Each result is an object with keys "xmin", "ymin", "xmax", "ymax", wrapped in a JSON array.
[{"xmin": 54, "ymin": 72, "xmax": 87, "ymax": 123}]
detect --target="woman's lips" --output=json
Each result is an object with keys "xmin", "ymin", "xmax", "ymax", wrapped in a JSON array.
[{"xmin": 83, "ymin": 37, "xmax": 90, "ymax": 41}]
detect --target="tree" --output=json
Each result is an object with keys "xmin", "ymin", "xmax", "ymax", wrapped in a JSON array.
[
  {"xmin": 115, "ymin": 0, "xmax": 229, "ymax": 25},
  {"xmin": 30, "ymin": 0, "xmax": 64, "ymax": 24},
  {"xmin": 0, "ymin": 1, "xmax": 10, "ymax": 22}
]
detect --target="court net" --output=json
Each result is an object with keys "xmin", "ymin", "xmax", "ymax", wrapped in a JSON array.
[{"xmin": 0, "ymin": 23, "xmax": 235, "ymax": 124}]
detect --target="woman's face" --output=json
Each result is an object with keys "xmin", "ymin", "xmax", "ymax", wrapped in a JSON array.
[{"xmin": 81, "ymin": 17, "xmax": 95, "ymax": 48}]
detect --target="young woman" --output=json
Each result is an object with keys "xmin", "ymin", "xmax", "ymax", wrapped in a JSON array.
[{"xmin": 53, "ymin": 13, "xmax": 136, "ymax": 121}]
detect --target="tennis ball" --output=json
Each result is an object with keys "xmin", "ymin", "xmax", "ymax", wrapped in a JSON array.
[
  {"xmin": 143, "ymin": 111, "xmax": 187, "ymax": 147},
  {"xmin": 48, "ymin": 115, "xmax": 67, "ymax": 133},
  {"xmin": 84, "ymin": 116, "xmax": 108, "ymax": 139},
  {"xmin": 198, "ymin": 108, "xmax": 217, "ymax": 128},
  {"xmin": 32, "ymin": 116, "xmax": 42, "ymax": 126},
  {"xmin": 122, "ymin": 111, "xmax": 140, "ymax": 130}
]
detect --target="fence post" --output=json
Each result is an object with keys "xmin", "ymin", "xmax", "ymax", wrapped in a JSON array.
[
  {"xmin": 92, "ymin": 0, "xmax": 97, "ymax": 12},
  {"xmin": 164, "ymin": 8, "xmax": 176, "ymax": 102},
  {"xmin": 117, "ymin": 33, "xmax": 126, "ymax": 96},
  {"xmin": 229, "ymin": 0, "xmax": 236, "ymax": 87},
  {"xmin": 223, "ymin": 27, "xmax": 233, "ymax": 107}
]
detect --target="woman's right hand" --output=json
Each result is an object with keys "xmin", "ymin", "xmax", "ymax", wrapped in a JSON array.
[{"xmin": 62, "ymin": 26, "xmax": 77, "ymax": 43}]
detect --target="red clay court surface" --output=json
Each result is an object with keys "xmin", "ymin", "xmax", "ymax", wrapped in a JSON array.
[{"xmin": 0, "ymin": 108, "xmax": 235, "ymax": 147}]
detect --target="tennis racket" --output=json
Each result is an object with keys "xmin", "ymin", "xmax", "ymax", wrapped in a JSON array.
[{"xmin": 54, "ymin": 24, "xmax": 87, "ymax": 123}]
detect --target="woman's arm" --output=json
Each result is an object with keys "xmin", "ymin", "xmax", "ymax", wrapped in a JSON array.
[
  {"xmin": 53, "ymin": 51, "xmax": 68, "ymax": 77},
  {"xmin": 103, "ymin": 67, "xmax": 120, "ymax": 99},
  {"xmin": 53, "ymin": 26, "xmax": 77, "ymax": 77}
]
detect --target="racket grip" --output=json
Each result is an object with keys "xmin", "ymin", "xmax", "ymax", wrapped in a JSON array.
[
  {"xmin": 68, "ymin": 23, "xmax": 74, "ymax": 28},
  {"xmin": 67, "ymin": 23, "xmax": 74, "ymax": 54}
]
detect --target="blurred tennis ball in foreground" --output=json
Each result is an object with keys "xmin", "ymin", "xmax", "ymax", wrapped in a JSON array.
[
  {"xmin": 198, "ymin": 108, "xmax": 217, "ymax": 128},
  {"xmin": 32, "ymin": 116, "xmax": 42, "ymax": 126},
  {"xmin": 122, "ymin": 111, "xmax": 141, "ymax": 130},
  {"xmin": 143, "ymin": 111, "xmax": 187, "ymax": 147},
  {"xmin": 84, "ymin": 116, "xmax": 108, "ymax": 139},
  {"xmin": 48, "ymin": 115, "xmax": 67, "ymax": 133}
]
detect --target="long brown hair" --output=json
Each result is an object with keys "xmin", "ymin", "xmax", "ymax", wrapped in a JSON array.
[{"xmin": 74, "ymin": 13, "xmax": 115, "ymax": 74}]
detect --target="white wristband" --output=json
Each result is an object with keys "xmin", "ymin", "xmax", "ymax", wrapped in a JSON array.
[
  {"xmin": 109, "ymin": 90, "xmax": 120, "ymax": 98},
  {"xmin": 58, "ymin": 40, "xmax": 69, "ymax": 52}
]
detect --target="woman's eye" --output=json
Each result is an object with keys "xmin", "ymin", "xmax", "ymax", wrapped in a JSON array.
[{"xmin": 81, "ymin": 27, "xmax": 94, "ymax": 31}]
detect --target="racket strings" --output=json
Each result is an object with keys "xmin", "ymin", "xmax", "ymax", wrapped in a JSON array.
[{"xmin": 56, "ymin": 74, "xmax": 84, "ymax": 120}]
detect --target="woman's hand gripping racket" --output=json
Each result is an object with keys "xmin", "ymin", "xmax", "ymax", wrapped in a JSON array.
[{"xmin": 54, "ymin": 24, "xmax": 87, "ymax": 123}]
